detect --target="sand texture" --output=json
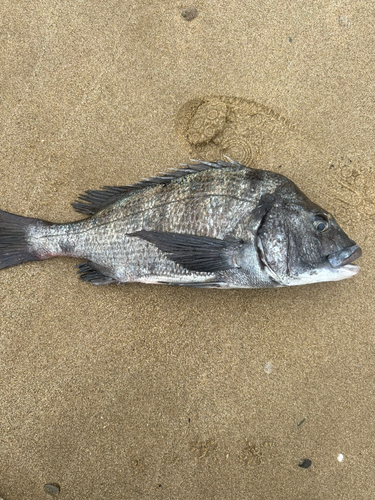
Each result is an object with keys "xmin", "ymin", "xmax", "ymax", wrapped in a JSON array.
[{"xmin": 0, "ymin": 1, "xmax": 374, "ymax": 499}]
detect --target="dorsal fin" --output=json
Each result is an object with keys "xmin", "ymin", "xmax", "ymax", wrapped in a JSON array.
[{"xmin": 72, "ymin": 159, "xmax": 246, "ymax": 215}]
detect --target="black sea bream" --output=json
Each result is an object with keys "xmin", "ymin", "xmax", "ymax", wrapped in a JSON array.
[{"xmin": 0, "ymin": 160, "xmax": 362, "ymax": 288}]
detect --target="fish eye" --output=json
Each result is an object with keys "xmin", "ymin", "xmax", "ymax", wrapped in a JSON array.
[{"xmin": 313, "ymin": 215, "xmax": 329, "ymax": 232}]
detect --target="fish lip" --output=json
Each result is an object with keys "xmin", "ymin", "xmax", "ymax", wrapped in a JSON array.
[{"xmin": 328, "ymin": 244, "xmax": 362, "ymax": 269}]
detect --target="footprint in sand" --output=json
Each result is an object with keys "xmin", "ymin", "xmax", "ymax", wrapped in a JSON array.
[
  {"xmin": 240, "ymin": 439, "xmax": 276, "ymax": 466},
  {"xmin": 175, "ymin": 95, "xmax": 297, "ymax": 167},
  {"xmin": 176, "ymin": 96, "xmax": 375, "ymax": 229},
  {"xmin": 326, "ymin": 156, "xmax": 375, "ymax": 226}
]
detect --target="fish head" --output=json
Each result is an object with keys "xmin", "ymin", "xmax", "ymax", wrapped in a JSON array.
[{"xmin": 256, "ymin": 188, "xmax": 362, "ymax": 287}]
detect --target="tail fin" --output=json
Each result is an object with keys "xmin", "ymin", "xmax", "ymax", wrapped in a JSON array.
[{"xmin": 0, "ymin": 209, "xmax": 41, "ymax": 270}]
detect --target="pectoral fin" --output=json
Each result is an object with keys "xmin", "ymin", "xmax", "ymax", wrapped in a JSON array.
[{"xmin": 129, "ymin": 230, "xmax": 243, "ymax": 273}]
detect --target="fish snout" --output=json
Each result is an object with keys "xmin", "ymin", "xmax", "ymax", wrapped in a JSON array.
[{"xmin": 328, "ymin": 244, "xmax": 362, "ymax": 268}]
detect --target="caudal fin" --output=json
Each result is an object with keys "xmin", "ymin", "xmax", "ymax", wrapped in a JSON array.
[{"xmin": 0, "ymin": 209, "xmax": 41, "ymax": 270}]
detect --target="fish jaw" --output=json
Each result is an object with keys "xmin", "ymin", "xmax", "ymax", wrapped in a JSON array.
[
  {"xmin": 284, "ymin": 263, "xmax": 360, "ymax": 286},
  {"xmin": 287, "ymin": 243, "xmax": 362, "ymax": 286}
]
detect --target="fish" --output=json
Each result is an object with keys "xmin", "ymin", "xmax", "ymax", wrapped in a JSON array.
[{"xmin": 0, "ymin": 159, "xmax": 362, "ymax": 288}]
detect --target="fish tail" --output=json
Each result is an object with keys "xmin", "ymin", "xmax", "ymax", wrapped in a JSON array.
[{"xmin": 0, "ymin": 209, "xmax": 51, "ymax": 270}]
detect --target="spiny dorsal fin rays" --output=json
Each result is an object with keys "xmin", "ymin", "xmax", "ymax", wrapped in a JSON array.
[{"xmin": 71, "ymin": 160, "xmax": 247, "ymax": 216}]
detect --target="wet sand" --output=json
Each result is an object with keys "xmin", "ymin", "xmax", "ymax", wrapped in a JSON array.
[{"xmin": 0, "ymin": 1, "xmax": 374, "ymax": 499}]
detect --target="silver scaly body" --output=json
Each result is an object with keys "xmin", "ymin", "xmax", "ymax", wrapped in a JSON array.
[{"xmin": 27, "ymin": 162, "xmax": 279, "ymax": 287}]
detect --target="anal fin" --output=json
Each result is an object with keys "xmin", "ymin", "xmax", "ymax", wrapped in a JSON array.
[{"xmin": 77, "ymin": 261, "xmax": 117, "ymax": 285}]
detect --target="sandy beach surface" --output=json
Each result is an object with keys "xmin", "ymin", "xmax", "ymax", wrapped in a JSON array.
[{"xmin": 0, "ymin": 1, "xmax": 374, "ymax": 499}]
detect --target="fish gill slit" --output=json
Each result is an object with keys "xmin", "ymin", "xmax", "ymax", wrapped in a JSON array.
[
  {"xmin": 255, "ymin": 240, "xmax": 265, "ymax": 271},
  {"xmin": 255, "ymin": 210, "xmax": 270, "ymax": 271},
  {"xmin": 286, "ymin": 228, "xmax": 291, "ymax": 276}
]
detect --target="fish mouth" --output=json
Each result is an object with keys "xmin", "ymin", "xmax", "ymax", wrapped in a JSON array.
[
  {"xmin": 328, "ymin": 244, "xmax": 362, "ymax": 269},
  {"xmin": 256, "ymin": 238, "xmax": 362, "ymax": 286},
  {"xmin": 324, "ymin": 244, "xmax": 362, "ymax": 281}
]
